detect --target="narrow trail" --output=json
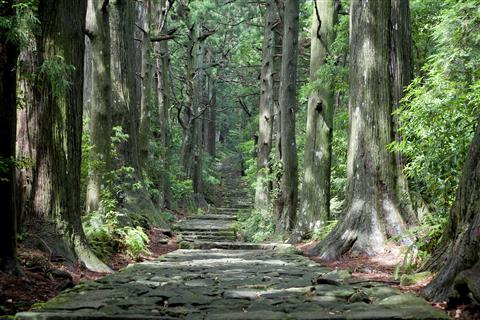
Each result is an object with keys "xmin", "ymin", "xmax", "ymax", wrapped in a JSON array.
[{"xmin": 16, "ymin": 156, "xmax": 448, "ymax": 319}]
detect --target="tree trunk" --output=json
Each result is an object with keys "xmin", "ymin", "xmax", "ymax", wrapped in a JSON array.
[
  {"xmin": 108, "ymin": 0, "xmax": 161, "ymax": 224},
  {"xmin": 31, "ymin": 0, "xmax": 110, "ymax": 272},
  {"xmin": 85, "ymin": 0, "xmax": 112, "ymax": 213},
  {"xmin": 0, "ymin": 0, "xmax": 19, "ymax": 273},
  {"xmin": 272, "ymin": 10, "xmax": 283, "ymax": 223},
  {"xmin": 204, "ymin": 50, "xmax": 216, "ymax": 158},
  {"xmin": 152, "ymin": 0, "xmax": 172, "ymax": 208},
  {"xmin": 192, "ymin": 24, "xmax": 206, "ymax": 194},
  {"xmin": 296, "ymin": 0, "xmax": 337, "ymax": 238},
  {"xmin": 136, "ymin": 0, "xmax": 150, "ymax": 168},
  {"xmin": 311, "ymin": 0, "xmax": 408, "ymax": 260},
  {"xmin": 390, "ymin": 0, "xmax": 416, "ymax": 224},
  {"xmin": 255, "ymin": 0, "xmax": 276, "ymax": 216},
  {"xmin": 423, "ymin": 123, "xmax": 480, "ymax": 304},
  {"xmin": 276, "ymin": 0, "xmax": 299, "ymax": 234}
]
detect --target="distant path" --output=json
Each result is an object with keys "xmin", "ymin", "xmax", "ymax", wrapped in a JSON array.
[{"xmin": 16, "ymin": 155, "xmax": 448, "ymax": 319}]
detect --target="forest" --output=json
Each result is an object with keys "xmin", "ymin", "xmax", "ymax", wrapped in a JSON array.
[{"xmin": 0, "ymin": 0, "xmax": 479, "ymax": 319}]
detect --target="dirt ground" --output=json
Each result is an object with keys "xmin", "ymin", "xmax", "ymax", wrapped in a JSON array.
[{"xmin": 0, "ymin": 228, "xmax": 177, "ymax": 317}]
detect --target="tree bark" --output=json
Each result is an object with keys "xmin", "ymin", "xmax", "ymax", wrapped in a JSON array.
[
  {"xmin": 31, "ymin": 0, "xmax": 110, "ymax": 272},
  {"xmin": 108, "ymin": 0, "xmax": 161, "ymax": 224},
  {"xmin": 311, "ymin": 0, "xmax": 408, "ymax": 260},
  {"xmin": 0, "ymin": 0, "xmax": 19, "ymax": 273},
  {"xmin": 204, "ymin": 50, "xmax": 216, "ymax": 158},
  {"xmin": 255, "ymin": 0, "xmax": 276, "ymax": 216},
  {"xmin": 152, "ymin": 0, "xmax": 172, "ymax": 208},
  {"xmin": 389, "ymin": 0, "xmax": 416, "ymax": 224},
  {"xmin": 192, "ymin": 24, "xmax": 206, "ymax": 194},
  {"xmin": 423, "ymin": 123, "xmax": 480, "ymax": 304},
  {"xmin": 85, "ymin": 0, "xmax": 112, "ymax": 213},
  {"xmin": 296, "ymin": 0, "xmax": 337, "ymax": 238},
  {"xmin": 276, "ymin": 0, "xmax": 299, "ymax": 234}
]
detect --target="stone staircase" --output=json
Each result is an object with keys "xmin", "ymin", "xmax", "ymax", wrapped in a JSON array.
[{"xmin": 174, "ymin": 155, "xmax": 260, "ymax": 250}]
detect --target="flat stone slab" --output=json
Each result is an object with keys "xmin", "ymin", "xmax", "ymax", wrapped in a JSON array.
[{"xmin": 17, "ymin": 249, "xmax": 448, "ymax": 320}]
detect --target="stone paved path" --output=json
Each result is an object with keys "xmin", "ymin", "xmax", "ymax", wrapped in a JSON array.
[{"xmin": 16, "ymin": 156, "xmax": 449, "ymax": 319}]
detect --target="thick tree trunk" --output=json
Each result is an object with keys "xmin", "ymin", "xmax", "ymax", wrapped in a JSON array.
[
  {"xmin": 85, "ymin": 0, "xmax": 112, "ymax": 213},
  {"xmin": 276, "ymin": 0, "xmax": 299, "ymax": 234},
  {"xmin": 108, "ymin": 0, "xmax": 161, "ymax": 224},
  {"xmin": 152, "ymin": 0, "xmax": 172, "ymax": 208},
  {"xmin": 136, "ymin": 0, "xmax": 150, "ymax": 168},
  {"xmin": 390, "ymin": 0, "xmax": 416, "ymax": 223},
  {"xmin": 0, "ymin": 0, "xmax": 19, "ymax": 273},
  {"xmin": 255, "ymin": 0, "xmax": 276, "ymax": 216},
  {"xmin": 272, "ymin": 11, "xmax": 283, "ymax": 223},
  {"xmin": 296, "ymin": 0, "xmax": 337, "ymax": 238},
  {"xmin": 206, "ymin": 72, "xmax": 216, "ymax": 158},
  {"xmin": 423, "ymin": 123, "xmax": 480, "ymax": 304},
  {"xmin": 31, "ymin": 0, "xmax": 110, "ymax": 272},
  {"xmin": 204, "ymin": 50, "xmax": 216, "ymax": 158},
  {"xmin": 311, "ymin": 0, "xmax": 408, "ymax": 260},
  {"xmin": 192, "ymin": 24, "xmax": 206, "ymax": 194}
]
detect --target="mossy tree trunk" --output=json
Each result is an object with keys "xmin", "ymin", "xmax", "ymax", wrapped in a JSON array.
[
  {"xmin": 311, "ymin": 0, "xmax": 410, "ymax": 260},
  {"xmin": 390, "ymin": 0, "xmax": 416, "ymax": 223},
  {"xmin": 204, "ymin": 49, "xmax": 216, "ymax": 159},
  {"xmin": 0, "ymin": 0, "xmax": 20, "ymax": 273},
  {"xmin": 31, "ymin": 0, "xmax": 110, "ymax": 272},
  {"xmin": 272, "ymin": 7, "xmax": 283, "ymax": 224},
  {"xmin": 152, "ymin": 0, "xmax": 173, "ymax": 208},
  {"xmin": 423, "ymin": 123, "xmax": 480, "ymax": 304},
  {"xmin": 85, "ymin": 0, "xmax": 112, "ymax": 213},
  {"xmin": 296, "ymin": 0, "xmax": 337, "ymax": 238},
  {"xmin": 276, "ymin": 0, "xmax": 299, "ymax": 234},
  {"xmin": 192, "ymin": 23, "xmax": 206, "ymax": 194},
  {"xmin": 255, "ymin": 0, "xmax": 277, "ymax": 216},
  {"xmin": 108, "ymin": 0, "xmax": 161, "ymax": 223}
]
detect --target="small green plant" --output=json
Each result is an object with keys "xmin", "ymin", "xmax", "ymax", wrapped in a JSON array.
[
  {"xmin": 120, "ymin": 226, "xmax": 150, "ymax": 259},
  {"xmin": 237, "ymin": 209, "xmax": 275, "ymax": 243},
  {"xmin": 82, "ymin": 189, "xmax": 151, "ymax": 260},
  {"xmin": 311, "ymin": 220, "xmax": 338, "ymax": 241},
  {"xmin": 393, "ymin": 213, "xmax": 447, "ymax": 278}
]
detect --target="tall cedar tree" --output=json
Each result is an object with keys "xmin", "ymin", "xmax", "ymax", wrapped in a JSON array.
[
  {"xmin": 255, "ymin": 0, "xmax": 277, "ymax": 215},
  {"xmin": 31, "ymin": 0, "xmax": 110, "ymax": 272},
  {"xmin": 296, "ymin": 0, "xmax": 337, "ymax": 238},
  {"xmin": 276, "ymin": 0, "xmax": 299, "ymax": 233},
  {"xmin": 0, "ymin": 0, "xmax": 20, "ymax": 273},
  {"xmin": 311, "ymin": 0, "xmax": 412, "ymax": 259}
]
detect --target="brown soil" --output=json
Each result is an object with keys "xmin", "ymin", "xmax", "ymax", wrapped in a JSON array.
[{"xmin": 0, "ymin": 227, "xmax": 177, "ymax": 317}]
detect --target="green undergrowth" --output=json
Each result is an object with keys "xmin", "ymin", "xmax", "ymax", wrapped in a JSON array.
[
  {"xmin": 394, "ymin": 213, "xmax": 447, "ymax": 278},
  {"xmin": 82, "ymin": 189, "xmax": 151, "ymax": 260},
  {"xmin": 236, "ymin": 209, "xmax": 275, "ymax": 243}
]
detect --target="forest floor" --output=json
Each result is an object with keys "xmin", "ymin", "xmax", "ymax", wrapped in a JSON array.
[{"xmin": 0, "ymin": 227, "xmax": 178, "ymax": 317}]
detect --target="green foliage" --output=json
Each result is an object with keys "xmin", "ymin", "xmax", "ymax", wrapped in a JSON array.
[
  {"xmin": 237, "ymin": 209, "xmax": 275, "ymax": 243},
  {"xmin": 330, "ymin": 107, "xmax": 348, "ymax": 209},
  {"xmin": 394, "ymin": 213, "xmax": 448, "ymax": 277},
  {"xmin": 0, "ymin": 156, "xmax": 31, "ymax": 178},
  {"xmin": 82, "ymin": 189, "xmax": 150, "ymax": 260},
  {"xmin": 391, "ymin": 0, "xmax": 480, "ymax": 215},
  {"xmin": 238, "ymin": 139, "xmax": 256, "ymax": 194},
  {"xmin": 38, "ymin": 55, "xmax": 75, "ymax": 97},
  {"xmin": 0, "ymin": 0, "xmax": 39, "ymax": 47},
  {"xmin": 311, "ymin": 220, "xmax": 338, "ymax": 242}
]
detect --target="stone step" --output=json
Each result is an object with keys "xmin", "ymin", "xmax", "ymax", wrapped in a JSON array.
[
  {"xmin": 177, "ymin": 230, "xmax": 236, "ymax": 237},
  {"xmin": 186, "ymin": 214, "xmax": 237, "ymax": 221},
  {"xmin": 180, "ymin": 235, "xmax": 237, "ymax": 242},
  {"xmin": 178, "ymin": 241, "xmax": 300, "ymax": 252}
]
